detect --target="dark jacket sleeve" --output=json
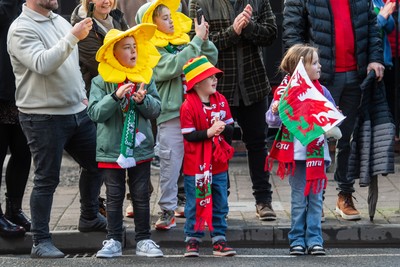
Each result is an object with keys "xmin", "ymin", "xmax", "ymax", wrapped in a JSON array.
[
  {"xmin": 188, "ymin": 0, "xmax": 241, "ymax": 51},
  {"xmin": 282, "ymin": 0, "xmax": 308, "ymax": 49},
  {"xmin": 241, "ymin": 0, "xmax": 277, "ymax": 47}
]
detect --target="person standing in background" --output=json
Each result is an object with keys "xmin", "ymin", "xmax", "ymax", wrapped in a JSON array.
[
  {"xmin": 188, "ymin": 0, "xmax": 278, "ymax": 221},
  {"xmin": 7, "ymin": 0, "xmax": 106, "ymax": 258},
  {"xmin": 0, "ymin": 0, "xmax": 31, "ymax": 238},
  {"xmin": 283, "ymin": 0, "xmax": 384, "ymax": 220}
]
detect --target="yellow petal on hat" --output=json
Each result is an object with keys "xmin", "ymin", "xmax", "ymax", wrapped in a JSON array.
[
  {"xmin": 141, "ymin": 0, "xmax": 192, "ymax": 47},
  {"xmin": 96, "ymin": 23, "xmax": 161, "ymax": 84}
]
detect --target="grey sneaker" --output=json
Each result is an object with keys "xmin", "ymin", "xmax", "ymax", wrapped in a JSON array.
[
  {"xmin": 155, "ymin": 210, "xmax": 176, "ymax": 230},
  {"xmin": 255, "ymin": 202, "xmax": 277, "ymax": 221},
  {"xmin": 136, "ymin": 239, "xmax": 163, "ymax": 257},
  {"xmin": 96, "ymin": 239, "xmax": 122, "ymax": 258},
  {"xmin": 78, "ymin": 212, "xmax": 107, "ymax": 232},
  {"xmin": 31, "ymin": 240, "xmax": 64, "ymax": 258}
]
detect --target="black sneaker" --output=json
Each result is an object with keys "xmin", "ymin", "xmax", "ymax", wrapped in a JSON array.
[
  {"xmin": 289, "ymin": 245, "xmax": 306, "ymax": 256},
  {"xmin": 78, "ymin": 213, "xmax": 107, "ymax": 233},
  {"xmin": 255, "ymin": 202, "xmax": 276, "ymax": 221},
  {"xmin": 184, "ymin": 239, "xmax": 200, "ymax": 257},
  {"xmin": 212, "ymin": 240, "xmax": 236, "ymax": 257},
  {"xmin": 308, "ymin": 245, "xmax": 326, "ymax": 256}
]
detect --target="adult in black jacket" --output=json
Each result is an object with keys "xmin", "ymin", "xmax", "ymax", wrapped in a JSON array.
[
  {"xmin": 283, "ymin": 0, "xmax": 384, "ymax": 221},
  {"xmin": 0, "ymin": 0, "xmax": 31, "ymax": 237}
]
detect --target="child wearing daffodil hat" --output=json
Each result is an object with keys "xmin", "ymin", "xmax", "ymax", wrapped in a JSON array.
[
  {"xmin": 87, "ymin": 24, "xmax": 163, "ymax": 258},
  {"xmin": 135, "ymin": 0, "xmax": 218, "ymax": 231}
]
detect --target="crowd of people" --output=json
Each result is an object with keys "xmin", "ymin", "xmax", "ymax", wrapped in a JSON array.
[{"xmin": 0, "ymin": 0, "xmax": 398, "ymax": 260}]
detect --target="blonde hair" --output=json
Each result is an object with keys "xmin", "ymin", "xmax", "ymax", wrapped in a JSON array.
[
  {"xmin": 280, "ymin": 44, "xmax": 319, "ymax": 75},
  {"xmin": 81, "ymin": 0, "xmax": 118, "ymax": 13}
]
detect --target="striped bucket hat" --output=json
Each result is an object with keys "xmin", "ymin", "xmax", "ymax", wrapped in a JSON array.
[{"xmin": 183, "ymin": 56, "xmax": 223, "ymax": 91}]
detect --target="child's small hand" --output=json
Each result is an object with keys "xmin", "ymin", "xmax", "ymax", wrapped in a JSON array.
[
  {"xmin": 194, "ymin": 16, "xmax": 208, "ymax": 41},
  {"xmin": 115, "ymin": 83, "xmax": 134, "ymax": 99},
  {"xmin": 207, "ymin": 117, "xmax": 226, "ymax": 137},
  {"xmin": 271, "ymin": 100, "xmax": 279, "ymax": 114},
  {"xmin": 132, "ymin": 83, "xmax": 147, "ymax": 104}
]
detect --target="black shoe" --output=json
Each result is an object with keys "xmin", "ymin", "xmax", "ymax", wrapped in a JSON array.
[
  {"xmin": 308, "ymin": 245, "xmax": 326, "ymax": 255},
  {"xmin": 255, "ymin": 202, "xmax": 276, "ymax": 221},
  {"xmin": 289, "ymin": 245, "xmax": 305, "ymax": 256},
  {"xmin": 5, "ymin": 196, "xmax": 31, "ymax": 231},
  {"xmin": 0, "ymin": 214, "xmax": 26, "ymax": 238},
  {"xmin": 78, "ymin": 213, "xmax": 107, "ymax": 233}
]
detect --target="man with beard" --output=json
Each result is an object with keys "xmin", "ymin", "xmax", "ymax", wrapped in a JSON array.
[{"xmin": 7, "ymin": 0, "xmax": 106, "ymax": 258}]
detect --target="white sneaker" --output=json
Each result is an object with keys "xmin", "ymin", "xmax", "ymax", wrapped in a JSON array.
[
  {"xmin": 136, "ymin": 239, "xmax": 163, "ymax": 257},
  {"xmin": 96, "ymin": 239, "xmax": 122, "ymax": 258}
]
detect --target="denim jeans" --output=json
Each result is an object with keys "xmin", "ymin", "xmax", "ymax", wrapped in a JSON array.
[
  {"xmin": 184, "ymin": 171, "xmax": 228, "ymax": 243},
  {"xmin": 102, "ymin": 162, "xmax": 151, "ymax": 243},
  {"xmin": 231, "ymin": 98, "xmax": 273, "ymax": 203},
  {"xmin": 288, "ymin": 161, "xmax": 324, "ymax": 249},
  {"xmin": 19, "ymin": 110, "xmax": 101, "ymax": 243},
  {"xmin": 328, "ymin": 71, "xmax": 361, "ymax": 193}
]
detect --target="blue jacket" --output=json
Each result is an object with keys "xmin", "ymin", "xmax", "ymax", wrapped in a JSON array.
[{"xmin": 372, "ymin": 0, "xmax": 395, "ymax": 67}]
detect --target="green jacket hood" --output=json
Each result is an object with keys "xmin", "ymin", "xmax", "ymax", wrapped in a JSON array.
[{"xmin": 135, "ymin": 2, "xmax": 152, "ymax": 25}]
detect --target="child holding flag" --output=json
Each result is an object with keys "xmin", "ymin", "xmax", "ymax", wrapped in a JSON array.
[
  {"xmin": 266, "ymin": 44, "xmax": 343, "ymax": 256},
  {"xmin": 180, "ymin": 56, "xmax": 236, "ymax": 257},
  {"xmin": 88, "ymin": 24, "xmax": 163, "ymax": 258}
]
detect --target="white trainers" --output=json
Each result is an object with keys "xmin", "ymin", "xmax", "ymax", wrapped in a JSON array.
[
  {"xmin": 96, "ymin": 239, "xmax": 122, "ymax": 258},
  {"xmin": 136, "ymin": 239, "xmax": 163, "ymax": 257}
]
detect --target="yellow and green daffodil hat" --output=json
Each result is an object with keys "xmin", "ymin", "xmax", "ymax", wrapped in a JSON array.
[
  {"xmin": 96, "ymin": 23, "xmax": 161, "ymax": 84},
  {"xmin": 141, "ymin": 0, "xmax": 192, "ymax": 47}
]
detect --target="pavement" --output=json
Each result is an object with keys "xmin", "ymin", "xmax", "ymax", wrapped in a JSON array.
[{"xmin": 1, "ymin": 143, "xmax": 400, "ymax": 254}]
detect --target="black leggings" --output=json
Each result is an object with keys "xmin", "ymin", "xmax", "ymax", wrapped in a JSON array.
[{"xmin": 0, "ymin": 123, "xmax": 31, "ymax": 199}]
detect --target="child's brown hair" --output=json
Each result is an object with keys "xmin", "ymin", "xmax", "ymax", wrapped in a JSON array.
[
  {"xmin": 152, "ymin": 4, "xmax": 169, "ymax": 20},
  {"xmin": 280, "ymin": 44, "xmax": 319, "ymax": 75}
]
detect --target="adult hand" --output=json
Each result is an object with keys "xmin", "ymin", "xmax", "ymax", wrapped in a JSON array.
[
  {"xmin": 367, "ymin": 62, "xmax": 385, "ymax": 81},
  {"xmin": 71, "ymin": 18, "xmax": 93, "ymax": 40},
  {"xmin": 233, "ymin": 4, "xmax": 252, "ymax": 35},
  {"xmin": 195, "ymin": 16, "xmax": 209, "ymax": 41},
  {"xmin": 133, "ymin": 83, "xmax": 147, "ymax": 104},
  {"xmin": 379, "ymin": 1, "xmax": 396, "ymax": 19}
]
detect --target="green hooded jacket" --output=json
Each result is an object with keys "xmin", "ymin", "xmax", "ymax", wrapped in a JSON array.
[
  {"xmin": 135, "ymin": 2, "xmax": 218, "ymax": 125},
  {"xmin": 88, "ymin": 75, "xmax": 161, "ymax": 163}
]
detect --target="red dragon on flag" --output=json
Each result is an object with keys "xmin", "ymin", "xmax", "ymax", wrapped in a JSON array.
[{"xmin": 278, "ymin": 60, "xmax": 345, "ymax": 146}]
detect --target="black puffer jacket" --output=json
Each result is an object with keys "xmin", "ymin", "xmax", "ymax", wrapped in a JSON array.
[
  {"xmin": 347, "ymin": 70, "xmax": 395, "ymax": 187},
  {"xmin": 71, "ymin": 4, "xmax": 128, "ymax": 95},
  {"xmin": 283, "ymin": 0, "xmax": 383, "ymax": 86}
]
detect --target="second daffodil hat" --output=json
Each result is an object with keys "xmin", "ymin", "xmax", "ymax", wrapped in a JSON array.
[
  {"xmin": 96, "ymin": 23, "xmax": 161, "ymax": 84},
  {"xmin": 141, "ymin": 0, "xmax": 192, "ymax": 47},
  {"xmin": 183, "ymin": 56, "xmax": 223, "ymax": 91}
]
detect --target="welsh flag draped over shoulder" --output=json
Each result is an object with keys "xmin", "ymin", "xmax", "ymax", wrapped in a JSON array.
[{"xmin": 278, "ymin": 60, "xmax": 345, "ymax": 146}]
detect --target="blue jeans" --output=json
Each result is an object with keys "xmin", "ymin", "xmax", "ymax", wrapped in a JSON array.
[
  {"xmin": 19, "ymin": 110, "xmax": 101, "ymax": 243},
  {"xmin": 102, "ymin": 162, "xmax": 151, "ymax": 243},
  {"xmin": 288, "ymin": 161, "xmax": 324, "ymax": 249},
  {"xmin": 184, "ymin": 171, "xmax": 228, "ymax": 243},
  {"xmin": 328, "ymin": 71, "xmax": 361, "ymax": 193}
]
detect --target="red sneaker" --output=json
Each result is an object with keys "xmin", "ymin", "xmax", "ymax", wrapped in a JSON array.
[
  {"xmin": 184, "ymin": 239, "xmax": 199, "ymax": 257},
  {"xmin": 212, "ymin": 240, "xmax": 236, "ymax": 257}
]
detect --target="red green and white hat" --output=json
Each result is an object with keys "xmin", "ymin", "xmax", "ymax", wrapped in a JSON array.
[{"xmin": 183, "ymin": 56, "xmax": 223, "ymax": 91}]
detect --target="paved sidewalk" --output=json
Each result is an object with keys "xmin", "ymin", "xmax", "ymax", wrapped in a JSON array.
[{"xmin": 1, "ymin": 151, "xmax": 400, "ymax": 254}]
